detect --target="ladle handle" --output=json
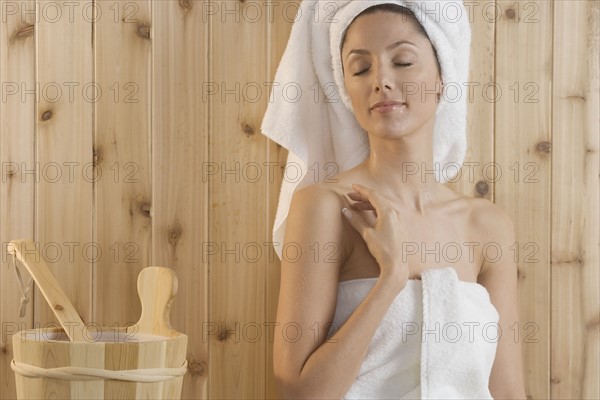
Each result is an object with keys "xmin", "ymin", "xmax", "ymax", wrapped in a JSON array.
[
  {"xmin": 130, "ymin": 266, "xmax": 180, "ymax": 337},
  {"xmin": 7, "ymin": 239, "xmax": 86, "ymax": 342}
]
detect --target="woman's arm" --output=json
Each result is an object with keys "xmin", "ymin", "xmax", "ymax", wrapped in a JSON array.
[
  {"xmin": 476, "ymin": 201, "xmax": 528, "ymax": 399},
  {"xmin": 273, "ymin": 184, "xmax": 405, "ymax": 399}
]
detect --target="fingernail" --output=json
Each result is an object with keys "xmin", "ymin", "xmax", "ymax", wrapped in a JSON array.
[{"xmin": 342, "ymin": 207, "xmax": 353, "ymax": 219}]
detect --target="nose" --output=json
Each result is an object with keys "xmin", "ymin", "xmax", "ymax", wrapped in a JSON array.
[{"xmin": 373, "ymin": 63, "xmax": 394, "ymax": 92}]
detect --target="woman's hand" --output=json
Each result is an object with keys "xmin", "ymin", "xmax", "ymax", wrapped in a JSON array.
[{"xmin": 341, "ymin": 183, "xmax": 409, "ymax": 289}]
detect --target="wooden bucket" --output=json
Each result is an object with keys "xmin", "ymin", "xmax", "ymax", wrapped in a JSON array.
[{"xmin": 8, "ymin": 239, "xmax": 188, "ymax": 400}]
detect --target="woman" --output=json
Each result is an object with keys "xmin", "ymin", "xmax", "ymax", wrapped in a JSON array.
[{"xmin": 272, "ymin": 3, "xmax": 527, "ymax": 399}]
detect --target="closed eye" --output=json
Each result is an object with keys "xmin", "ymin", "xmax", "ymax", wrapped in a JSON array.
[{"xmin": 353, "ymin": 63, "xmax": 413, "ymax": 76}]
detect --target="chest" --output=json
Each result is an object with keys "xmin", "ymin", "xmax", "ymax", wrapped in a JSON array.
[{"xmin": 340, "ymin": 210, "xmax": 483, "ymax": 282}]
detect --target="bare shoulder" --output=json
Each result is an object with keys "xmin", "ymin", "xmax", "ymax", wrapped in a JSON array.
[
  {"xmin": 468, "ymin": 197, "xmax": 517, "ymax": 276},
  {"xmin": 289, "ymin": 182, "xmax": 348, "ymax": 230},
  {"xmin": 469, "ymin": 197, "xmax": 515, "ymax": 240},
  {"xmin": 285, "ymin": 181, "xmax": 352, "ymax": 266},
  {"xmin": 291, "ymin": 181, "xmax": 347, "ymax": 207}
]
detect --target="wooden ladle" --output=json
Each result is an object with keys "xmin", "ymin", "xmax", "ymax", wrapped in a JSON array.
[{"xmin": 7, "ymin": 239, "xmax": 86, "ymax": 342}]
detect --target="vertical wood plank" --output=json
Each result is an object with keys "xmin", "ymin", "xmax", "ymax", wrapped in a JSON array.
[
  {"xmin": 94, "ymin": 0, "xmax": 152, "ymax": 329},
  {"xmin": 34, "ymin": 0, "xmax": 93, "ymax": 335},
  {"xmin": 447, "ymin": 0, "xmax": 495, "ymax": 201},
  {"xmin": 152, "ymin": 1, "xmax": 209, "ymax": 398},
  {"xmin": 552, "ymin": 0, "xmax": 599, "ymax": 397},
  {"xmin": 265, "ymin": 0, "xmax": 301, "ymax": 399},
  {"xmin": 0, "ymin": 1, "xmax": 35, "ymax": 398},
  {"xmin": 495, "ymin": 1, "xmax": 552, "ymax": 397},
  {"xmin": 265, "ymin": 2, "xmax": 300, "ymax": 397},
  {"xmin": 209, "ymin": 1, "xmax": 268, "ymax": 398}
]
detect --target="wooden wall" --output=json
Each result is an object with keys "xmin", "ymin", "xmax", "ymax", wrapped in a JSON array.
[{"xmin": 0, "ymin": 1, "xmax": 598, "ymax": 398}]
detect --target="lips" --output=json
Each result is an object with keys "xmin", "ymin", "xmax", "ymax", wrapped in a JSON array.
[{"xmin": 371, "ymin": 100, "xmax": 406, "ymax": 112}]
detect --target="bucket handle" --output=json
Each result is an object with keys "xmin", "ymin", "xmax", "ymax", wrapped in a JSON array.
[{"xmin": 128, "ymin": 266, "xmax": 182, "ymax": 338}]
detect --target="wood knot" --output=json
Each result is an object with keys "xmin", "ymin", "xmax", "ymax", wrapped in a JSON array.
[
  {"xmin": 168, "ymin": 221, "xmax": 183, "ymax": 248},
  {"xmin": 187, "ymin": 360, "xmax": 206, "ymax": 377},
  {"xmin": 505, "ymin": 7, "xmax": 516, "ymax": 20},
  {"xmin": 517, "ymin": 268, "xmax": 525, "ymax": 280},
  {"xmin": 218, "ymin": 327, "xmax": 231, "ymax": 342},
  {"xmin": 241, "ymin": 122, "xmax": 255, "ymax": 137},
  {"xmin": 92, "ymin": 145, "xmax": 103, "ymax": 167},
  {"xmin": 136, "ymin": 24, "xmax": 151, "ymax": 39},
  {"xmin": 54, "ymin": 304, "xmax": 64, "ymax": 311},
  {"xmin": 41, "ymin": 110, "xmax": 53, "ymax": 121},
  {"xmin": 585, "ymin": 313, "xmax": 600, "ymax": 330},
  {"xmin": 10, "ymin": 24, "xmax": 34, "ymax": 44},
  {"xmin": 550, "ymin": 376, "xmax": 561, "ymax": 384},
  {"xmin": 1, "ymin": 345, "xmax": 8, "ymax": 355},
  {"xmin": 475, "ymin": 180, "xmax": 489, "ymax": 196},
  {"xmin": 179, "ymin": 0, "xmax": 192, "ymax": 11},
  {"xmin": 140, "ymin": 202, "xmax": 152, "ymax": 217},
  {"xmin": 536, "ymin": 141, "xmax": 551, "ymax": 154}
]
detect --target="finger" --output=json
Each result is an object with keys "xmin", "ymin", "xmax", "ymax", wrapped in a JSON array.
[
  {"xmin": 352, "ymin": 202, "xmax": 376, "ymax": 211},
  {"xmin": 341, "ymin": 196, "xmax": 372, "ymax": 235},
  {"xmin": 347, "ymin": 191, "xmax": 375, "ymax": 206},
  {"xmin": 344, "ymin": 193, "xmax": 378, "ymax": 222},
  {"xmin": 347, "ymin": 192, "xmax": 375, "ymax": 212},
  {"xmin": 351, "ymin": 184, "xmax": 390, "ymax": 216},
  {"xmin": 361, "ymin": 210, "xmax": 377, "ymax": 227},
  {"xmin": 341, "ymin": 207, "xmax": 372, "ymax": 238},
  {"xmin": 347, "ymin": 192, "xmax": 364, "ymax": 201}
]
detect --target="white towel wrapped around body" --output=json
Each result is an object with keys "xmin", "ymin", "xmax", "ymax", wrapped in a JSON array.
[{"xmin": 327, "ymin": 267, "xmax": 499, "ymax": 399}]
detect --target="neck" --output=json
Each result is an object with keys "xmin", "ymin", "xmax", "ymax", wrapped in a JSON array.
[{"xmin": 358, "ymin": 125, "xmax": 442, "ymax": 215}]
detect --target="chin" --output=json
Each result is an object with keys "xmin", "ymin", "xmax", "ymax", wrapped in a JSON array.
[{"xmin": 369, "ymin": 122, "xmax": 413, "ymax": 138}]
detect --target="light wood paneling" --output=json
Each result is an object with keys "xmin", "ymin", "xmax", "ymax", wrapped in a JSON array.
[
  {"xmin": 447, "ymin": 0, "xmax": 495, "ymax": 201},
  {"xmin": 552, "ymin": 0, "xmax": 599, "ymax": 398},
  {"xmin": 32, "ymin": 0, "xmax": 93, "ymax": 348},
  {"xmin": 0, "ymin": 1, "xmax": 598, "ymax": 399},
  {"xmin": 0, "ymin": 1, "xmax": 35, "ymax": 398},
  {"xmin": 495, "ymin": 1, "xmax": 553, "ymax": 398},
  {"xmin": 94, "ymin": 0, "xmax": 152, "ymax": 328},
  {"xmin": 151, "ymin": 1, "xmax": 209, "ymax": 399},
  {"xmin": 209, "ymin": 1, "xmax": 269, "ymax": 397}
]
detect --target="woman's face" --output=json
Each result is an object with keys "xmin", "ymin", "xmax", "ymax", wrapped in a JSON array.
[{"xmin": 341, "ymin": 11, "xmax": 442, "ymax": 140}]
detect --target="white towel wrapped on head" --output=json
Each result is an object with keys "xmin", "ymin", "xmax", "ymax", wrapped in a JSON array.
[{"xmin": 261, "ymin": 0, "xmax": 471, "ymax": 260}]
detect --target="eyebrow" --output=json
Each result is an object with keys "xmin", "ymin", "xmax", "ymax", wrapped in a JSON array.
[{"xmin": 345, "ymin": 40, "xmax": 416, "ymax": 60}]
